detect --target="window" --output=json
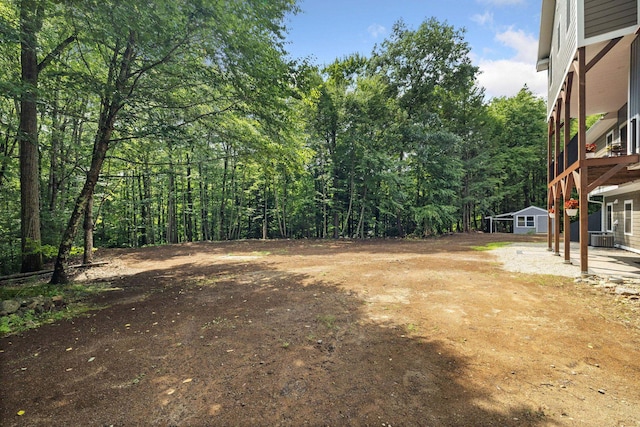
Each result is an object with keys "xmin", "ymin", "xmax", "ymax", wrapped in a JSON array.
[
  {"xmin": 624, "ymin": 200, "xmax": 633, "ymax": 235},
  {"xmin": 557, "ymin": 23, "xmax": 561, "ymax": 51},
  {"xmin": 606, "ymin": 130, "xmax": 615, "ymax": 147},
  {"xmin": 631, "ymin": 118, "xmax": 637, "ymax": 154},
  {"xmin": 606, "ymin": 202, "xmax": 614, "ymax": 232},
  {"xmin": 620, "ymin": 124, "xmax": 627, "ymax": 153},
  {"xmin": 566, "ymin": 0, "xmax": 571, "ymax": 30},
  {"xmin": 517, "ymin": 216, "xmax": 535, "ymax": 227}
]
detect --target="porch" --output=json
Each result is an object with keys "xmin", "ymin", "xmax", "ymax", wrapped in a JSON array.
[{"xmin": 493, "ymin": 240, "xmax": 640, "ymax": 279}]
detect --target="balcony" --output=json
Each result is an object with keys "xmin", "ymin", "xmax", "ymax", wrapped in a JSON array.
[{"xmin": 549, "ymin": 136, "xmax": 640, "ymax": 190}]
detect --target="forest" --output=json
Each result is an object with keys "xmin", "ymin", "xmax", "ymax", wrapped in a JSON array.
[{"xmin": 0, "ymin": 0, "xmax": 548, "ymax": 281}]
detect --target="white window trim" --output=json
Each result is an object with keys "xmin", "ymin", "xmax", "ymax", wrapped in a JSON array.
[
  {"xmin": 517, "ymin": 215, "xmax": 535, "ymax": 228},
  {"xmin": 606, "ymin": 202, "xmax": 614, "ymax": 232},
  {"xmin": 624, "ymin": 200, "xmax": 633, "ymax": 236}
]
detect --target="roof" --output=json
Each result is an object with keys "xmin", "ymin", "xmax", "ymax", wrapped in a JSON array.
[
  {"xmin": 513, "ymin": 205, "xmax": 548, "ymax": 216},
  {"xmin": 485, "ymin": 206, "xmax": 548, "ymax": 220},
  {"xmin": 537, "ymin": 0, "xmax": 555, "ymax": 72}
]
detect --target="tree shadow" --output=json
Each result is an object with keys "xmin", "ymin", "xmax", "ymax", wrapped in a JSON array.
[{"xmin": 0, "ymin": 258, "xmax": 556, "ymax": 426}]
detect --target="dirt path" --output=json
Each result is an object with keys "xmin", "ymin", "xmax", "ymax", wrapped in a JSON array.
[{"xmin": 2, "ymin": 234, "xmax": 640, "ymax": 426}]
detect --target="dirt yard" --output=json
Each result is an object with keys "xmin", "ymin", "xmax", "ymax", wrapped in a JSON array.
[{"xmin": 1, "ymin": 234, "xmax": 640, "ymax": 426}]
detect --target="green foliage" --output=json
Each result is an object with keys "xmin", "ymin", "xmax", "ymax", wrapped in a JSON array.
[
  {"xmin": 0, "ymin": 7, "xmax": 549, "ymax": 273},
  {"xmin": 0, "ymin": 283, "xmax": 110, "ymax": 335},
  {"xmin": 0, "ymin": 306, "xmax": 95, "ymax": 335}
]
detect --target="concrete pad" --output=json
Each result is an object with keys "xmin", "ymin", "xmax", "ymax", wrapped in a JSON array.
[{"xmin": 490, "ymin": 242, "xmax": 640, "ymax": 278}]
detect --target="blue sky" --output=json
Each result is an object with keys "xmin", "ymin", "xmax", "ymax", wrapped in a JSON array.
[{"xmin": 284, "ymin": 0, "xmax": 546, "ymax": 99}]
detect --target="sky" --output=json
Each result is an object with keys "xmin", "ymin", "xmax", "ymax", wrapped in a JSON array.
[{"xmin": 284, "ymin": 0, "xmax": 547, "ymax": 100}]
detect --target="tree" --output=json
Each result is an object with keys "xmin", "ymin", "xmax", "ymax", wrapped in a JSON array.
[
  {"xmin": 50, "ymin": 0, "xmax": 297, "ymax": 283},
  {"xmin": 487, "ymin": 87, "xmax": 547, "ymax": 213},
  {"xmin": 12, "ymin": 0, "xmax": 76, "ymax": 272}
]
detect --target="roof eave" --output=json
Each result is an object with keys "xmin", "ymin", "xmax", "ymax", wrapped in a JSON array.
[
  {"xmin": 536, "ymin": 57, "xmax": 550, "ymax": 72},
  {"xmin": 537, "ymin": 0, "xmax": 556, "ymax": 68}
]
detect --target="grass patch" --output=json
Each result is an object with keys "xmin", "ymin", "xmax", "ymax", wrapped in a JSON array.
[
  {"xmin": 0, "ymin": 282, "xmax": 109, "ymax": 301},
  {"xmin": 0, "ymin": 304, "xmax": 99, "ymax": 336},
  {"xmin": 471, "ymin": 241, "xmax": 512, "ymax": 251},
  {"xmin": 0, "ymin": 282, "xmax": 113, "ymax": 336},
  {"xmin": 317, "ymin": 314, "xmax": 336, "ymax": 329}
]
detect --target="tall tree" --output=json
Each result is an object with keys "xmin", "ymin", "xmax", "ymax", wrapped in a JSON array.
[
  {"xmin": 487, "ymin": 87, "xmax": 547, "ymax": 212},
  {"xmin": 51, "ymin": 0, "xmax": 297, "ymax": 283},
  {"xmin": 16, "ymin": 0, "xmax": 75, "ymax": 272}
]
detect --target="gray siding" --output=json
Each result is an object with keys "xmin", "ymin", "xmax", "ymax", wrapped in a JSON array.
[
  {"xmin": 585, "ymin": 0, "xmax": 637, "ymax": 39},
  {"xmin": 606, "ymin": 192, "xmax": 640, "ymax": 250},
  {"xmin": 548, "ymin": 0, "xmax": 578, "ymax": 117},
  {"xmin": 513, "ymin": 207, "xmax": 548, "ymax": 234},
  {"xmin": 631, "ymin": 37, "xmax": 640, "ymax": 153}
]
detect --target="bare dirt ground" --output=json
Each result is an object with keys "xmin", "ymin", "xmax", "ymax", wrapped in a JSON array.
[{"xmin": 2, "ymin": 234, "xmax": 640, "ymax": 426}]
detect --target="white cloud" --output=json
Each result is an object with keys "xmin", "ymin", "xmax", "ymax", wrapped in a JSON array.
[
  {"xmin": 367, "ymin": 23, "xmax": 386, "ymax": 39},
  {"xmin": 477, "ymin": 58, "xmax": 547, "ymax": 99},
  {"xmin": 471, "ymin": 11, "xmax": 494, "ymax": 26},
  {"xmin": 495, "ymin": 28, "xmax": 538, "ymax": 62},
  {"xmin": 474, "ymin": 28, "xmax": 546, "ymax": 98}
]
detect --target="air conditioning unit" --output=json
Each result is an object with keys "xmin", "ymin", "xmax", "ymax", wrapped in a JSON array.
[{"xmin": 591, "ymin": 233, "xmax": 614, "ymax": 247}]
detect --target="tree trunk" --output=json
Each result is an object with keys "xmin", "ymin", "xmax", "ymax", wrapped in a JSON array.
[
  {"xmin": 48, "ymin": 89, "xmax": 68, "ymax": 213},
  {"xmin": 342, "ymin": 173, "xmax": 354, "ymax": 237},
  {"xmin": 142, "ymin": 168, "xmax": 153, "ymax": 244},
  {"xmin": 262, "ymin": 182, "xmax": 268, "ymax": 240},
  {"xmin": 166, "ymin": 166, "xmax": 178, "ymax": 244},
  {"xmin": 51, "ymin": 118, "xmax": 114, "ymax": 283},
  {"xmin": 82, "ymin": 192, "xmax": 94, "ymax": 264},
  {"xmin": 51, "ymin": 32, "xmax": 135, "ymax": 284},
  {"xmin": 0, "ymin": 101, "xmax": 18, "ymax": 189},
  {"xmin": 217, "ymin": 144, "xmax": 229, "ymax": 240},
  {"xmin": 355, "ymin": 186, "xmax": 367, "ymax": 238},
  {"xmin": 185, "ymin": 155, "xmax": 193, "ymax": 242},
  {"xmin": 198, "ymin": 163, "xmax": 210, "ymax": 240},
  {"xmin": 19, "ymin": 0, "xmax": 43, "ymax": 272}
]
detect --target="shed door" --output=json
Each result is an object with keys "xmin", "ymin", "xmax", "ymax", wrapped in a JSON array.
[{"xmin": 536, "ymin": 215, "xmax": 548, "ymax": 234}]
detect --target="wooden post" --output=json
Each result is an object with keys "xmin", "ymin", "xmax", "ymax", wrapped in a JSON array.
[
  {"xmin": 563, "ymin": 76, "xmax": 572, "ymax": 264},
  {"xmin": 547, "ymin": 120, "xmax": 554, "ymax": 251},
  {"xmin": 577, "ymin": 47, "xmax": 589, "ymax": 275},
  {"xmin": 554, "ymin": 100, "xmax": 561, "ymax": 256}
]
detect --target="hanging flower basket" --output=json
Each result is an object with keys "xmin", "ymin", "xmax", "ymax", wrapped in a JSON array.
[
  {"xmin": 549, "ymin": 207, "xmax": 555, "ymax": 218},
  {"xmin": 585, "ymin": 143, "xmax": 596, "ymax": 153},
  {"xmin": 565, "ymin": 198, "xmax": 578, "ymax": 216}
]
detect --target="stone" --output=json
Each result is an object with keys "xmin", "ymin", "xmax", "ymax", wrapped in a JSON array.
[
  {"xmin": 1, "ymin": 299, "xmax": 21, "ymax": 316},
  {"xmin": 615, "ymin": 286, "xmax": 640, "ymax": 296},
  {"xmin": 608, "ymin": 277, "xmax": 624, "ymax": 284}
]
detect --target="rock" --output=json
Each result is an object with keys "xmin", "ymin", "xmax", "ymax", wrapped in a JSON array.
[
  {"xmin": 1, "ymin": 299, "xmax": 21, "ymax": 316},
  {"xmin": 615, "ymin": 286, "xmax": 640, "ymax": 296},
  {"xmin": 608, "ymin": 277, "xmax": 624, "ymax": 284},
  {"xmin": 27, "ymin": 296, "xmax": 46, "ymax": 313}
]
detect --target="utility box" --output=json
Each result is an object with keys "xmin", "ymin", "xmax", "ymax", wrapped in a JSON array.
[{"xmin": 591, "ymin": 233, "xmax": 614, "ymax": 247}]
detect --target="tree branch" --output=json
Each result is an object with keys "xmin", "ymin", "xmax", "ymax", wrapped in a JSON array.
[{"xmin": 37, "ymin": 35, "xmax": 77, "ymax": 73}]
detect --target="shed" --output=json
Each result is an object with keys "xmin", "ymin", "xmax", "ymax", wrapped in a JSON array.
[{"xmin": 486, "ymin": 205, "xmax": 549, "ymax": 234}]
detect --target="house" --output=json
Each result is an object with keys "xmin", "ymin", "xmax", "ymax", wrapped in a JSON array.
[
  {"xmin": 486, "ymin": 206, "xmax": 549, "ymax": 234},
  {"xmin": 537, "ymin": 0, "xmax": 640, "ymax": 274}
]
